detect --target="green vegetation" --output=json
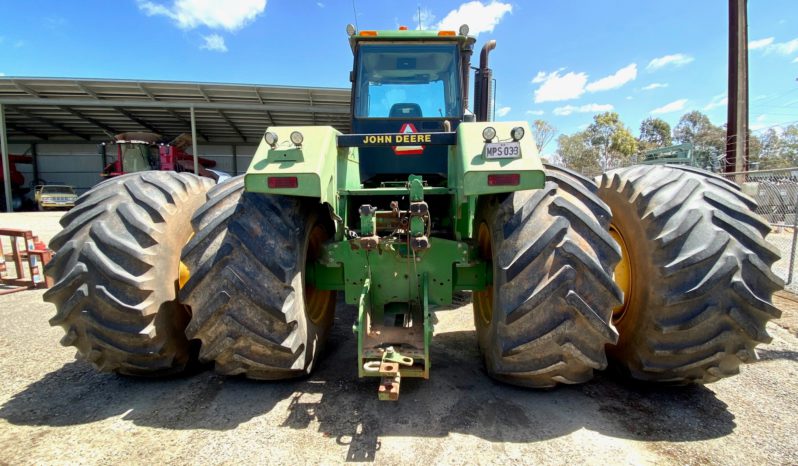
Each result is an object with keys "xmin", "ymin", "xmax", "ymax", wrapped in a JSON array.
[{"xmin": 546, "ymin": 110, "xmax": 798, "ymax": 174}]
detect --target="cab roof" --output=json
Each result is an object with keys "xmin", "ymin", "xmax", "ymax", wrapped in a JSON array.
[{"xmin": 348, "ymin": 28, "xmax": 476, "ymax": 52}]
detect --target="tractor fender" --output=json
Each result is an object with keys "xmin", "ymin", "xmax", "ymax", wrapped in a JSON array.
[
  {"xmin": 245, "ymin": 126, "xmax": 351, "ymax": 211},
  {"xmin": 451, "ymin": 121, "xmax": 545, "ymax": 203}
]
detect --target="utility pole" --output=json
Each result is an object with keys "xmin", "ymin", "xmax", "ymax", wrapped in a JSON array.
[{"xmin": 726, "ymin": 0, "xmax": 748, "ymax": 174}]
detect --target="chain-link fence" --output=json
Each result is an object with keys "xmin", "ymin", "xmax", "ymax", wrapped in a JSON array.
[{"xmin": 720, "ymin": 167, "xmax": 798, "ymax": 293}]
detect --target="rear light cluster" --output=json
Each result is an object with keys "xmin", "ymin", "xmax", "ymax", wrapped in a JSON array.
[
  {"xmin": 487, "ymin": 174, "xmax": 520, "ymax": 186},
  {"xmin": 268, "ymin": 176, "xmax": 298, "ymax": 189}
]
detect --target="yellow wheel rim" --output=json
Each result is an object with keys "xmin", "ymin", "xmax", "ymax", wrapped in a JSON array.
[
  {"xmin": 474, "ymin": 222, "xmax": 494, "ymax": 326},
  {"xmin": 306, "ymin": 224, "xmax": 334, "ymax": 326},
  {"xmin": 609, "ymin": 224, "xmax": 632, "ymax": 323},
  {"xmin": 178, "ymin": 261, "xmax": 190, "ymax": 289}
]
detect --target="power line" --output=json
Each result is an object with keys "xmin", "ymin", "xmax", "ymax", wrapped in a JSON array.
[{"xmin": 351, "ymin": 0, "xmax": 359, "ymax": 31}]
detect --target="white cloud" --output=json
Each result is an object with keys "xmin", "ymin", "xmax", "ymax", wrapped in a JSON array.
[
  {"xmin": 437, "ymin": 1, "xmax": 512, "ymax": 35},
  {"xmin": 415, "ymin": 7, "xmax": 436, "ymax": 30},
  {"xmin": 553, "ymin": 103, "xmax": 614, "ymax": 116},
  {"xmin": 749, "ymin": 36, "xmax": 798, "ymax": 57},
  {"xmin": 532, "ymin": 64, "xmax": 636, "ymax": 104},
  {"xmin": 642, "ymin": 82, "xmax": 668, "ymax": 91},
  {"xmin": 703, "ymin": 94, "xmax": 727, "ymax": 111},
  {"xmin": 770, "ymin": 38, "xmax": 798, "ymax": 55},
  {"xmin": 585, "ymin": 64, "xmax": 637, "ymax": 92},
  {"xmin": 138, "ymin": 0, "xmax": 266, "ymax": 31},
  {"xmin": 646, "ymin": 53, "xmax": 694, "ymax": 71},
  {"xmin": 794, "ymin": 56, "xmax": 798, "ymax": 63},
  {"xmin": 651, "ymin": 99, "xmax": 688, "ymax": 114},
  {"xmin": 201, "ymin": 34, "xmax": 228, "ymax": 52},
  {"xmin": 749, "ymin": 37, "xmax": 774, "ymax": 50},
  {"xmin": 531, "ymin": 71, "xmax": 549, "ymax": 84},
  {"xmin": 495, "ymin": 106, "xmax": 511, "ymax": 117},
  {"xmin": 533, "ymin": 70, "xmax": 588, "ymax": 103},
  {"xmin": 316, "ymin": 2, "xmax": 324, "ymax": 7},
  {"xmin": 0, "ymin": 72, "xmax": 5, "ymax": 77},
  {"xmin": 525, "ymin": 110, "xmax": 544, "ymax": 116}
]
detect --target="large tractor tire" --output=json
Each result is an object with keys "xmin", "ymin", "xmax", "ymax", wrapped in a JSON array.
[
  {"xmin": 597, "ymin": 165, "xmax": 783, "ymax": 383},
  {"xmin": 473, "ymin": 165, "xmax": 623, "ymax": 387},
  {"xmin": 178, "ymin": 176, "xmax": 335, "ymax": 379},
  {"xmin": 44, "ymin": 172, "xmax": 213, "ymax": 375}
]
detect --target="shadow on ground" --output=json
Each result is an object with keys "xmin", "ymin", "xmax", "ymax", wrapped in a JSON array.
[{"xmin": 1, "ymin": 305, "xmax": 736, "ymax": 461}]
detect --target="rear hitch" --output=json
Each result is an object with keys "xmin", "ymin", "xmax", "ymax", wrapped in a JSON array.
[{"xmin": 363, "ymin": 346, "xmax": 414, "ymax": 401}]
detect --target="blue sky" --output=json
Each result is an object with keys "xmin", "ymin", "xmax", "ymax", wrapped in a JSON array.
[{"xmin": 1, "ymin": 0, "xmax": 796, "ymax": 154}]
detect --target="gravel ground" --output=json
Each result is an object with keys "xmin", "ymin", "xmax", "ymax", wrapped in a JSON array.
[{"xmin": 1, "ymin": 212, "xmax": 797, "ymax": 465}]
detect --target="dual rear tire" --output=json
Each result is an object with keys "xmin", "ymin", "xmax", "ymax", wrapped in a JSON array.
[
  {"xmin": 44, "ymin": 172, "xmax": 214, "ymax": 375},
  {"xmin": 45, "ymin": 173, "xmax": 333, "ymax": 379},
  {"xmin": 473, "ymin": 165, "xmax": 623, "ymax": 387},
  {"xmin": 178, "ymin": 176, "xmax": 335, "ymax": 379},
  {"xmin": 474, "ymin": 164, "xmax": 782, "ymax": 386},
  {"xmin": 597, "ymin": 165, "xmax": 782, "ymax": 383}
]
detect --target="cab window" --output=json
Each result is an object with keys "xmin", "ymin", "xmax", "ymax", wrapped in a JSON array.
[{"xmin": 355, "ymin": 44, "xmax": 462, "ymax": 119}]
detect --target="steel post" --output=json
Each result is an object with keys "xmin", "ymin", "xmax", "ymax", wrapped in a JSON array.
[
  {"xmin": 788, "ymin": 198, "xmax": 798, "ymax": 285},
  {"xmin": 726, "ymin": 0, "xmax": 749, "ymax": 181},
  {"xmin": 0, "ymin": 104, "xmax": 12, "ymax": 212},
  {"xmin": 190, "ymin": 106, "xmax": 199, "ymax": 175},
  {"xmin": 232, "ymin": 144, "xmax": 238, "ymax": 175},
  {"xmin": 31, "ymin": 143, "xmax": 39, "ymax": 184}
]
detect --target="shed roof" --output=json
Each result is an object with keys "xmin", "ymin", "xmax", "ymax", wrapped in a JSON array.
[{"xmin": 0, "ymin": 77, "xmax": 352, "ymax": 143}]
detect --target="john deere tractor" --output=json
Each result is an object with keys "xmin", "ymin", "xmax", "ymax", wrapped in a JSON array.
[{"xmin": 44, "ymin": 25, "xmax": 782, "ymax": 399}]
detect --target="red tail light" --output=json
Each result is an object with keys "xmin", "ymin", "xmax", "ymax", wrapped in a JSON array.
[
  {"xmin": 487, "ymin": 174, "xmax": 520, "ymax": 186},
  {"xmin": 268, "ymin": 176, "xmax": 298, "ymax": 189}
]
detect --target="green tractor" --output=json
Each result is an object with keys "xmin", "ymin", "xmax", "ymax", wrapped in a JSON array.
[{"xmin": 44, "ymin": 25, "xmax": 782, "ymax": 400}]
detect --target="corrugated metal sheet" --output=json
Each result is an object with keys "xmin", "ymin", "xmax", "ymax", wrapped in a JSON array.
[{"xmin": 0, "ymin": 77, "xmax": 352, "ymax": 142}]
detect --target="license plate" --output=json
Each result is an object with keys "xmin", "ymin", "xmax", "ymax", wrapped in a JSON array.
[{"xmin": 484, "ymin": 142, "xmax": 521, "ymax": 159}]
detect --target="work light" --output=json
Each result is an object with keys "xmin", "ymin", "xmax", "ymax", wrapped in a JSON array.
[
  {"xmin": 482, "ymin": 126, "xmax": 496, "ymax": 142},
  {"xmin": 265, "ymin": 131, "xmax": 278, "ymax": 147}
]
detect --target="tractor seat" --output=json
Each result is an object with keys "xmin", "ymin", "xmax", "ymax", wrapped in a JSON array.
[{"xmin": 389, "ymin": 103, "xmax": 422, "ymax": 118}]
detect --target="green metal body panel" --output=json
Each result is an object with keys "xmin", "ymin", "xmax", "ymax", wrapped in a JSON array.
[
  {"xmin": 640, "ymin": 143, "xmax": 695, "ymax": 166},
  {"xmin": 245, "ymin": 126, "xmax": 344, "ymax": 210},
  {"xmin": 450, "ymin": 121, "xmax": 545, "ymax": 201},
  {"xmin": 313, "ymin": 237, "xmax": 484, "ymax": 307}
]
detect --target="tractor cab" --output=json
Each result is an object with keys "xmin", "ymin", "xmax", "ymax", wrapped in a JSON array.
[{"xmin": 348, "ymin": 27, "xmax": 478, "ymax": 186}]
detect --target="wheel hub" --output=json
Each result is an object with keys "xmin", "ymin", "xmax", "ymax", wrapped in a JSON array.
[{"xmin": 609, "ymin": 224, "xmax": 632, "ymax": 323}]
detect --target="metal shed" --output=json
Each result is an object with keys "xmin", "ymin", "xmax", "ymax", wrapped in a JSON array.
[{"xmin": 0, "ymin": 77, "xmax": 352, "ymax": 210}]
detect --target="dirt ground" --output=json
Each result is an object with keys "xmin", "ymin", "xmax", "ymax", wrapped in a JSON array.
[{"xmin": 1, "ymin": 212, "xmax": 797, "ymax": 465}]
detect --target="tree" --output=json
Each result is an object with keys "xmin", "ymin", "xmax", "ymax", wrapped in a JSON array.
[
  {"xmin": 638, "ymin": 117, "xmax": 672, "ymax": 151},
  {"xmin": 531, "ymin": 119, "xmax": 557, "ymax": 153},
  {"xmin": 781, "ymin": 124, "xmax": 798, "ymax": 164},
  {"xmin": 585, "ymin": 112, "xmax": 638, "ymax": 170},
  {"xmin": 556, "ymin": 131, "xmax": 600, "ymax": 175},
  {"xmin": 752, "ymin": 126, "xmax": 798, "ymax": 169},
  {"xmin": 747, "ymin": 131, "xmax": 763, "ymax": 168},
  {"xmin": 673, "ymin": 110, "xmax": 725, "ymax": 170}
]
